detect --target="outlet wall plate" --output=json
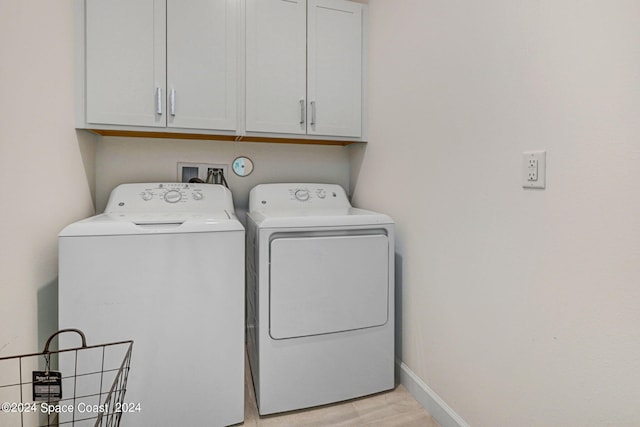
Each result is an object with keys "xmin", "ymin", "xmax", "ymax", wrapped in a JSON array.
[
  {"xmin": 522, "ymin": 151, "xmax": 546, "ymax": 189},
  {"xmin": 178, "ymin": 162, "xmax": 228, "ymax": 183}
]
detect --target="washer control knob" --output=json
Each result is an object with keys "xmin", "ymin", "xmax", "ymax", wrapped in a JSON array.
[
  {"xmin": 192, "ymin": 192, "xmax": 203, "ymax": 200},
  {"xmin": 316, "ymin": 189, "xmax": 326, "ymax": 199},
  {"xmin": 295, "ymin": 189, "xmax": 310, "ymax": 201},
  {"xmin": 164, "ymin": 190, "xmax": 182, "ymax": 203},
  {"xmin": 141, "ymin": 191, "xmax": 153, "ymax": 201}
]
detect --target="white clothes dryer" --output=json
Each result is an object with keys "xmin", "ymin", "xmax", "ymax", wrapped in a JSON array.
[
  {"xmin": 58, "ymin": 183, "xmax": 244, "ymax": 427},
  {"xmin": 246, "ymin": 183, "xmax": 395, "ymax": 415}
]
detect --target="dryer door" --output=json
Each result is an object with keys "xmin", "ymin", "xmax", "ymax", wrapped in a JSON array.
[{"xmin": 269, "ymin": 233, "xmax": 389, "ymax": 339}]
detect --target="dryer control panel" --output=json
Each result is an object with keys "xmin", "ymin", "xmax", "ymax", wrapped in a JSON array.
[
  {"xmin": 105, "ymin": 183, "xmax": 235, "ymax": 213},
  {"xmin": 249, "ymin": 183, "xmax": 350, "ymax": 213}
]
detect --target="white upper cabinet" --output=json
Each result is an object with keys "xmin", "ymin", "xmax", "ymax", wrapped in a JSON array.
[
  {"xmin": 245, "ymin": 0, "xmax": 364, "ymax": 138},
  {"xmin": 84, "ymin": 0, "xmax": 236, "ymax": 131},
  {"xmin": 166, "ymin": 0, "xmax": 236, "ymax": 130},
  {"xmin": 245, "ymin": 0, "xmax": 307, "ymax": 135},
  {"xmin": 85, "ymin": 0, "xmax": 166, "ymax": 127},
  {"xmin": 307, "ymin": 0, "xmax": 362, "ymax": 137}
]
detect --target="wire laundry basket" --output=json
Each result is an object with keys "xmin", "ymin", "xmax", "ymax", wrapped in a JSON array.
[{"xmin": 0, "ymin": 329, "xmax": 133, "ymax": 427}]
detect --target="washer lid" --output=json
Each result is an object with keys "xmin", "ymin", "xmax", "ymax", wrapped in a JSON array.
[
  {"xmin": 60, "ymin": 182, "xmax": 244, "ymax": 236},
  {"xmin": 59, "ymin": 211, "xmax": 243, "ymax": 237}
]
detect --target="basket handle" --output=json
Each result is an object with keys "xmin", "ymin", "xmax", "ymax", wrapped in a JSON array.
[{"xmin": 43, "ymin": 328, "xmax": 88, "ymax": 354}]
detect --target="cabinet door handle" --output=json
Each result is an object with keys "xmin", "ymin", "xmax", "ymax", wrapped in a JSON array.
[
  {"xmin": 310, "ymin": 101, "xmax": 316, "ymax": 126},
  {"xmin": 300, "ymin": 99, "xmax": 305, "ymax": 124},
  {"xmin": 170, "ymin": 89, "xmax": 176, "ymax": 116},
  {"xmin": 155, "ymin": 87, "xmax": 163, "ymax": 115}
]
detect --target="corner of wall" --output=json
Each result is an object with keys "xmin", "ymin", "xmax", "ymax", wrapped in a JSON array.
[{"xmin": 398, "ymin": 360, "xmax": 470, "ymax": 427}]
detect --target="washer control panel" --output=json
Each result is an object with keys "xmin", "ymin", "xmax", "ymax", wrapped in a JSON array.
[
  {"xmin": 136, "ymin": 183, "xmax": 204, "ymax": 204},
  {"xmin": 249, "ymin": 183, "xmax": 351, "ymax": 212},
  {"xmin": 105, "ymin": 183, "xmax": 234, "ymax": 214}
]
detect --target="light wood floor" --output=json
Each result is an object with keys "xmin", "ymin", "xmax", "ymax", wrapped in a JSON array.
[{"xmin": 241, "ymin": 352, "xmax": 440, "ymax": 427}]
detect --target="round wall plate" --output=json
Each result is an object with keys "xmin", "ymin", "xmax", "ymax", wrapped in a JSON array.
[{"xmin": 232, "ymin": 156, "xmax": 254, "ymax": 177}]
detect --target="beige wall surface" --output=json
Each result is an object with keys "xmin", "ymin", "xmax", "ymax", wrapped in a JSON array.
[
  {"xmin": 95, "ymin": 138, "xmax": 350, "ymax": 215},
  {"xmin": 351, "ymin": 1, "xmax": 640, "ymax": 426},
  {"xmin": 0, "ymin": 0, "xmax": 96, "ymax": 368}
]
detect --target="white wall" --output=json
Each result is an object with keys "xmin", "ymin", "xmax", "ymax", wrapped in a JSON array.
[
  {"xmin": 351, "ymin": 1, "xmax": 640, "ymax": 426},
  {"xmin": 0, "ymin": 0, "xmax": 96, "ymax": 377},
  {"xmin": 96, "ymin": 137, "xmax": 350, "ymax": 215}
]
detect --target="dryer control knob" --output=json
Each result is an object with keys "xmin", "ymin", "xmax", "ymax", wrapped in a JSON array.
[
  {"xmin": 317, "ymin": 189, "xmax": 326, "ymax": 199},
  {"xmin": 295, "ymin": 189, "xmax": 310, "ymax": 201},
  {"xmin": 192, "ymin": 192, "xmax": 203, "ymax": 200},
  {"xmin": 141, "ymin": 191, "xmax": 153, "ymax": 201},
  {"xmin": 164, "ymin": 190, "xmax": 182, "ymax": 203}
]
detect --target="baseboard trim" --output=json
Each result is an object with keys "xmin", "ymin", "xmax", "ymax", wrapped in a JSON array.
[{"xmin": 397, "ymin": 360, "xmax": 470, "ymax": 427}]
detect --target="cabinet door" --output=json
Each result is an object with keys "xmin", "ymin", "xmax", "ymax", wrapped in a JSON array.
[
  {"xmin": 167, "ymin": 0, "xmax": 237, "ymax": 131},
  {"xmin": 307, "ymin": 0, "xmax": 362, "ymax": 137},
  {"xmin": 245, "ymin": 0, "xmax": 307, "ymax": 134},
  {"xmin": 85, "ymin": 0, "xmax": 166, "ymax": 127}
]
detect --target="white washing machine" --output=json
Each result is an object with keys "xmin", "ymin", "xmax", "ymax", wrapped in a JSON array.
[
  {"xmin": 246, "ymin": 183, "xmax": 395, "ymax": 415},
  {"xmin": 58, "ymin": 183, "xmax": 244, "ymax": 427}
]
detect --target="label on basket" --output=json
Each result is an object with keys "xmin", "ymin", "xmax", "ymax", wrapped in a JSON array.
[{"xmin": 32, "ymin": 371, "xmax": 62, "ymax": 402}]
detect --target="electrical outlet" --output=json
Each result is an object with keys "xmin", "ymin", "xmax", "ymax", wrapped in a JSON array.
[
  {"xmin": 527, "ymin": 158, "xmax": 538, "ymax": 181},
  {"xmin": 178, "ymin": 162, "xmax": 228, "ymax": 183},
  {"xmin": 522, "ymin": 151, "xmax": 546, "ymax": 189}
]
